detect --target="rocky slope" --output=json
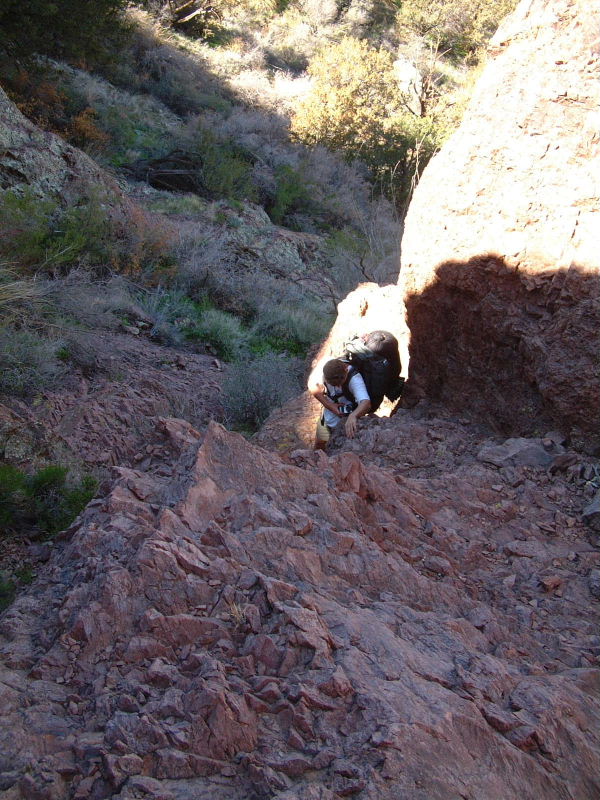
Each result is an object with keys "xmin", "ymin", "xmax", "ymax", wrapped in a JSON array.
[
  {"xmin": 399, "ymin": 0, "xmax": 600, "ymax": 449},
  {"xmin": 1, "ymin": 411, "xmax": 599, "ymax": 800},
  {"xmin": 1, "ymin": 1, "xmax": 599, "ymax": 798},
  {"xmin": 0, "ymin": 331, "xmax": 222, "ymax": 474}
]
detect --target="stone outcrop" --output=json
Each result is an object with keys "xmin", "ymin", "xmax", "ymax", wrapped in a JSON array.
[
  {"xmin": 399, "ymin": 0, "xmax": 600, "ymax": 449},
  {"xmin": 0, "ymin": 86, "xmax": 127, "ymax": 209},
  {"xmin": 1, "ymin": 415, "xmax": 599, "ymax": 799}
]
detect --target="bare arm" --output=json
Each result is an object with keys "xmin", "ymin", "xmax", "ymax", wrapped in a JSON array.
[
  {"xmin": 345, "ymin": 398, "xmax": 371, "ymax": 438},
  {"xmin": 310, "ymin": 383, "xmax": 343, "ymax": 418}
]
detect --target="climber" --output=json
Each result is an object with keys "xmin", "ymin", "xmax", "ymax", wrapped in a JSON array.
[
  {"xmin": 308, "ymin": 331, "xmax": 403, "ymax": 450},
  {"xmin": 309, "ymin": 357, "xmax": 371, "ymax": 450}
]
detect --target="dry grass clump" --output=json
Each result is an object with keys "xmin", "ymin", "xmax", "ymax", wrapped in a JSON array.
[
  {"xmin": 44, "ymin": 272, "xmax": 141, "ymax": 329},
  {"xmin": 51, "ymin": 62, "xmax": 181, "ymax": 166},
  {"xmin": 0, "ymin": 268, "xmax": 62, "ymax": 396},
  {"xmin": 222, "ymin": 350, "xmax": 302, "ymax": 429},
  {"xmin": 0, "ymin": 328, "xmax": 64, "ymax": 396},
  {"xmin": 0, "ymin": 268, "xmax": 41, "ymax": 316}
]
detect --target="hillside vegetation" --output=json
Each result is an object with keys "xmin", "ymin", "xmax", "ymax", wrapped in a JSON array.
[{"xmin": 0, "ymin": 0, "xmax": 515, "ymax": 439}]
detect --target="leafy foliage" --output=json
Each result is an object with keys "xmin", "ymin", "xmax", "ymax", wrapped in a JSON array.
[
  {"xmin": 396, "ymin": 0, "xmax": 517, "ymax": 63},
  {"xmin": 291, "ymin": 37, "xmax": 438, "ymax": 205},
  {"xmin": 0, "ymin": 575, "xmax": 16, "ymax": 613},
  {"xmin": 185, "ymin": 307, "xmax": 247, "ymax": 360},
  {"xmin": 0, "ymin": 0, "xmax": 131, "ymax": 61},
  {"xmin": 268, "ymin": 165, "xmax": 314, "ymax": 226},
  {"xmin": 0, "ymin": 464, "xmax": 97, "ymax": 537},
  {"xmin": 194, "ymin": 129, "xmax": 258, "ymax": 203},
  {"xmin": 0, "ymin": 189, "xmax": 174, "ymax": 277}
]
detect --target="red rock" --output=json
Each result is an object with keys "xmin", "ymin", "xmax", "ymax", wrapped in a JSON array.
[
  {"xmin": 153, "ymin": 748, "xmax": 193, "ymax": 780},
  {"xmin": 506, "ymin": 725, "xmax": 539, "ymax": 752},
  {"xmin": 146, "ymin": 659, "xmax": 177, "ymax": 688},
  {"xmin": 115, "ymin": 775, "xmax": 175, "ymax": 800},
  {"xmin": 268, "ymin": 755, "xmax": 313, "ymax": 777},
  {"xmin": 540, "ymin": 575, "xmax": 564, "ymax": 592},
  {"xmin": 319, "ymin": 667, "xmax": 354, "ymax": 698},
  {"xmin": 479, "ymin": 702, "xmax": 520, "ymax": 733},
  {"xmin": 102, "ymin": 753, "xmax": 143, "ymax": 788},
  {"xmin": 146, "ymin": 614, "xmax": 231, "ymax": 647},
  {"xmin": 123, "ymin": 636, "xmax": 174, "ymax": 663},
  {"xmin": 244, "ymin": 634, "xmax": 283, "ymax": 671}
]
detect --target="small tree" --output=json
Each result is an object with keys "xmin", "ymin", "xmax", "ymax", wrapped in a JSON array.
[
  {"xmin": 396, "ymin": 0, "xmax": 517, "ymax": 63},
  {"xmin": 291, "ymin": 37, "xmax": 438, "ymax": 207}
]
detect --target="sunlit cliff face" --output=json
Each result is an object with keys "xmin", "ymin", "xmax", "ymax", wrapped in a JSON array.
[{"xmin": 395, "ymin": 0, "xmax": 600, "ymax": 449}]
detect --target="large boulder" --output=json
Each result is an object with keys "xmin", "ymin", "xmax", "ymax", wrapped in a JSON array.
[
  {"xmin": 0, "ymin": 86, "xmax": 127, "ymax": 208},
  {"xmin": 399, "ymin": 0, "xmax": 600, "ymax": 450}
]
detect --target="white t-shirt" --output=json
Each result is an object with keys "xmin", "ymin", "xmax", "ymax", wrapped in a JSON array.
[{"xmin": 322, "ymin": 370, "xmax": 369, "ymax": 428}]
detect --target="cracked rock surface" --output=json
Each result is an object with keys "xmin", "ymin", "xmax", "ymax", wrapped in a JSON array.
[{"xmin": 1, "ymin": 413, "xmax": 598, "ymax": 799}]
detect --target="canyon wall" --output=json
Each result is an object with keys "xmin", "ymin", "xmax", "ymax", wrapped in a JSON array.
[{"xmin": 399, "ymin": 0, "xmax": 600, "ymax": 449}]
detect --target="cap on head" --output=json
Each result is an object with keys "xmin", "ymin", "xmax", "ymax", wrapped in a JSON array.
[{"xmin": 323, "ymin": 359, "xmax": 347, "ymax": 384}]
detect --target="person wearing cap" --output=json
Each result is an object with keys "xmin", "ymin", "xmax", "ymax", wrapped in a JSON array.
[{"xmin": 309, "ymin": 358, "xmax": 371, "ymax": 450}]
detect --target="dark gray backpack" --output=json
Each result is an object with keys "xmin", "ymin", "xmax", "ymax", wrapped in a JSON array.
[{"xmin": 344, "ymin": 331, "xmax": 403, "ymax": 412}]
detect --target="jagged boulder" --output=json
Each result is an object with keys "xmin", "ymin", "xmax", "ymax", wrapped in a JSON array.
[
  {"xmin": 0, "ymin": 86, "xmax": 127, "ymax": 210},
  {"xmin": 399, "ymin": 0, "xmax": 600, "ymax": 449}
]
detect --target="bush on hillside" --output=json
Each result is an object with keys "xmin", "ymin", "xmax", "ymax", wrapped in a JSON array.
[
  {"xmin": 222, "ymin": 351, "xmax": 301, "ymax": 429},
  {"xmin": 396, "ymin": 0, "xmax": 517, "ymax": 63},
  {"xmin": 0, "ymin": 0, "xmax": 130, "ymax": 61},
  {"xmin": 0, "ymin": 189, "xmax": 175, "ymax": 277},
  {"xmin": 0, "ymin": 327, "xmax": 64, "ymax": 396},
  {"xmin": 0, "ymin": 463, "xmax": 97, "ymax": 537},
  {"xmin": 291, "ymin": 37, "xmax": 439, "ymax": 206},
  {"xmin": 268, "ymin": 164, "xmax": 315, "ymax": 226},
  {"xmin": 185, "ymin": 307, "xmax": 247, "ymax": 360}
]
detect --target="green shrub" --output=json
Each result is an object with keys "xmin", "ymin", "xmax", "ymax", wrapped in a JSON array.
[
  {"xmin": 0, "ymin": 0, "xmax": 131, "ymax": 61},
  {"xmin": 0, "ymin": 188, "xmax": 175, "ymax": 277},
  {"xmin": 186, "ymin": 307, "xmax": 247, "ymax": 360},
  {"xmin": 222, "ymin": 351, "xmax": 301, "ymax": 429},
  {"xmin": 250, "ymin": 304, "xmax": 331, "ymax": 353},
  {"xmin": 248, "ymin": 333, "xmax": 306, "ymax": 358},
  {"xmin": 0, "ymin": 575, "xmax": 15, "ymax": 612},
  {"xmin": 268, "ymin": 165, "xmax": 314, "ymax": 226},
  {"xmin": 194, "ymin": 129, "xmax": 258, "ymax": 204},
  {"xmin": 142, "ymin": 192, "xmax": 209, "ymax": 216},
  {"xmin": 0, "ymin": 327, "xmax": 63, "ymax": 396},
  {"xmin": 136, "ymin": 286, "xmax": 197, "ymax": 345},
  {"xmin": 0, "ymin": 464, "xmax": 97, "ymax": 538},
  {"xmin": 0, "ymin": 465, "xmax": 25, "ymax": 529},
  {"xmin": 0, "ymin": 189, "xmax": 110, "ymax": 273}
]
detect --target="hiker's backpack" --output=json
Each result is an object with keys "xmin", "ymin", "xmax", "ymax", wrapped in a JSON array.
[{"xmin": 343, "ymin": 331, "xmax": 403, "ymax": 413}]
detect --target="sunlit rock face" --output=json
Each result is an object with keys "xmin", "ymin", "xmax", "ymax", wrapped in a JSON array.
[
  {"xmin": 399, "ymin": 0, "xmax": 600, "ymax": 450},
  {"xmin": 0, "ymin": 87, "xmax": 125, "ymax": 206}
]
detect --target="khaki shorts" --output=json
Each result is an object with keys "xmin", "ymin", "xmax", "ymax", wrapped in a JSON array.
[{"xmin": 315, "ymin": 414, "xmax": 343, "ymax": 447}]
